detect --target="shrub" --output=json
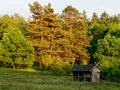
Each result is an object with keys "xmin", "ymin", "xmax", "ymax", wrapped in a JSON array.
[
  {"xmin": 39, "ymin": 56, "xmax": 72, "ymax": 76},
  {"xmin": 49, "ymin": 59, "xmax": 72, "ymax": 76},
  {"xmin": 102, "ymin": 65, "xmax": 120, "ymax": 82},
  {"xmin": 40, "ymin": 54, "xmax": 53, "ymax": 70}
]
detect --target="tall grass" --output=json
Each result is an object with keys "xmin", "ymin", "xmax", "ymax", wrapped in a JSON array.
[{"xmin": 0, "ymin": 68, "xmax": 120, "ymax": 90}]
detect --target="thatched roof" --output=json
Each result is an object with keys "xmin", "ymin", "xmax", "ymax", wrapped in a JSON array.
[{"xmin": 71, "ymin": 64, "xmax": 97, "ymax": 72}]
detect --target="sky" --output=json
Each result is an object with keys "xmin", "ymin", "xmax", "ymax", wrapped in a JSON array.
[{"xmin": 0, "ymin": 0, "xmax": 120, "ymax": 20}]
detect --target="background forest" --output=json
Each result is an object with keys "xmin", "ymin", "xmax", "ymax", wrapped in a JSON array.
[{"xmin": 0, "ymin": 1, "xmax": 120, "ymax": 82}]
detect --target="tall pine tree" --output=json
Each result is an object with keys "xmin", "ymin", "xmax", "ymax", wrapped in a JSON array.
[{"xmin": 62, "ymin": 5, "xmax": 91, "ymax": 65}]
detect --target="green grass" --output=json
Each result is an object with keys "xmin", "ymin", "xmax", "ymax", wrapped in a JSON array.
[{"xmin": 0, "ymin": 68, "xmax": 120, "ymax": 90}]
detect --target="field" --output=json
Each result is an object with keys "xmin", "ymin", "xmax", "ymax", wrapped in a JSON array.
[{"xmin": 0, "ymin": 68, "xmax": 120, "ymax": 90}]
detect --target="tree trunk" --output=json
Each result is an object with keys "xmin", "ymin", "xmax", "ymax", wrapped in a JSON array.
[{"xmin": 12, "ymin": 62, "xmax": 15, "ymax": 69}]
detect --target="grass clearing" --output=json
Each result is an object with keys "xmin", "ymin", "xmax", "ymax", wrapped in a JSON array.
[{"xmin": 0, "ymin": 68, "xmax": 120, "ymax": 90}]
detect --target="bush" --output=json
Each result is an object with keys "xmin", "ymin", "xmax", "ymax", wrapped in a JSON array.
[
  {"xmin": 62, "ymin": 62, "xmax": 72, "ymax": 75},
  {"xmin": 108, "ymin": 67, "xmax": 120, "ymax": 82},
  {"xmin": 40, "ymin": 54, "xmax": 53, "ymax": 70},
  {"xmin": 102, "ymin": 65, "xmax": 120, "ymax": 82},
  {"xmin": 39, "ymin": 56, "xmax": 72, "ymax": 76},
  {"xmin": 49, "ymin": 59, "xmax": 72, "ymax": 76}
]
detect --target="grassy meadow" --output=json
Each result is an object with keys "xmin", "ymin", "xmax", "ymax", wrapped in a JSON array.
[{"xmin": 0, "ymin": 68, "xmax": 120, "ymax": 90}]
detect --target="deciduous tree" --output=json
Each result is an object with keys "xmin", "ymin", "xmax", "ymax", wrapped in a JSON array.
[{"xmin": 0, "ymin": 29, "xmax": 34, "ymax": 68}]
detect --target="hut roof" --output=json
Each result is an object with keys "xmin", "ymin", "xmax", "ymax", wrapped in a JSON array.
[{"xmin": 71, "ymin": 64, "xmax": 97, "ymax": 72}]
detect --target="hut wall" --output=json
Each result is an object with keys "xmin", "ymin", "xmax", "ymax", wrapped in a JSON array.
[{"xmin": 92, "ymin": 67, "xmax": 100, "ymax": 82}]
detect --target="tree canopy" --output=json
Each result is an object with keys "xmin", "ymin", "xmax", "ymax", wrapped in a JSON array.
[{"xmin": 0, "ymin": 29, "xmax": 34, "ymax": 68}]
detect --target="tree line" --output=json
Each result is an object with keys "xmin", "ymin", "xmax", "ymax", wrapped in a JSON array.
[{"xmin": 0, "ymin": 1, "xmax": 120, "ymax": 81}]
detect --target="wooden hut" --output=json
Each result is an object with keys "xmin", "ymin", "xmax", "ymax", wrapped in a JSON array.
[{"xmin": 71, "ymin": 64, "xmax": 101, "ymax": 82}]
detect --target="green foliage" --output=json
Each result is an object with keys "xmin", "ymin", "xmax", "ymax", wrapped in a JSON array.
[
  {"xmin": 102, "ymin": 65, "xmax": 120, "ymax": 82},
  {"xmin": 108, "ymin": 23, "xmax": 120, "ymax": 38},
  {"xmin": 88, "ymin": 23, "xmax": 108, "ymax": 63},
  {"xmin": 93, "ymin": 33, "xmax": 120, "ymax": 82},
  {"xmin": 91, "ymin": 12, "xmax": 99, "ymax": 24},
  {"xmin": 0, "ymin": 14, "xmax": 26, "ymax": 40},
  {"xmin": 40, "ymin": 54, "xmax": 53, "ymax": 69},
  {"xmin": 39, "ymin": 54, "xmax": 72, "ymax": 76},
  {"xmin": 94, "ymin": 34, "xmax": 120, "ymax": 67},
  {"xmin": 89, "ymin": 17, "xmax": 120, "ymax": 82},
  {"xmin": 108, "ymin": 67, "xmax": 120, "ymax": 82},
  {"xmin": 0, "ymin": 29, "xmax": 34, "ymax": 68},
  {"xmin": 99, "ymin": 11, "xmax": 110, "ymax": 25},
  {"xmin": 49, "ymin": 59, "xmax": 72, "ymax": 76},
  {"xmin": 88, "ymin": 12, "xmax": 120, "ymax": 63}
]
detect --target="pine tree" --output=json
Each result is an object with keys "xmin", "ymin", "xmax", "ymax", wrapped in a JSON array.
[
  {"xmin": 28, "ymin": 1, "xmax": 68, "ymax": 66},
  {"xmin": 91, "ymin": 12, "xmax": 99, "ymax": 24},
  {"xmin": 62, "ymin": 5, "xmax": 91, "ymax": 65}
]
